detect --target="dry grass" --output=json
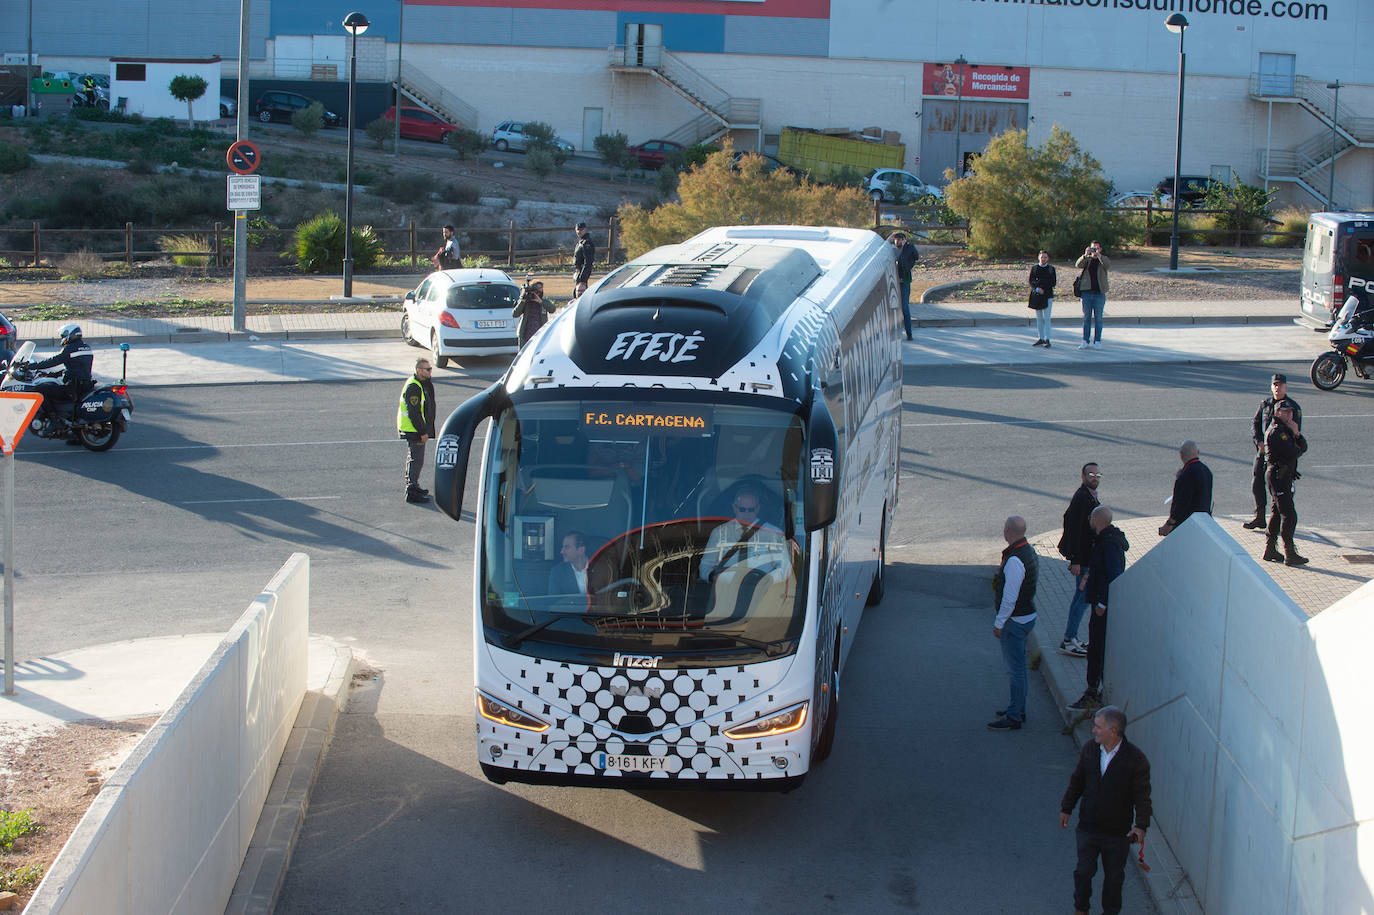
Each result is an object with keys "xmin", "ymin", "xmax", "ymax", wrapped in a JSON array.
[
  {"xmin": 56, "ymin": 249, "xmax": 104, "ymax": 281},
  {"xmin": 156, "ymin": 233, "xmax": 211, "ymax": 267}
]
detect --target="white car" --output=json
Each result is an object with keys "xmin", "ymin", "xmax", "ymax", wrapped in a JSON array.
[
  {"xmin": 401, "ymin": 268, "xmax": 522, "ymax": 365},
  {"xmin": 865, "ymin": 168, "xmax": 944, "ymax": 202},
  {"xmin": 490, "ymin": 120, "xmax": 575, "ymax": 154}
]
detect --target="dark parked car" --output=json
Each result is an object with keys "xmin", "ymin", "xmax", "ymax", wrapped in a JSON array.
[
  {"xmin": 730, "ymin": 150, "xmax": 799, "ymax": 177},
  {"xmin": 1156, "ymin": 175, "xmax": 1216, "ymax": 208},
  {"xmin": 628, "ymin": 139, "xmax": 685, "ymax": 169},
  {"xmin": 252, "ymin": 91, "xmax": 341, "ymax": 126},
  {"xmin": 0, "ymin": 311, "xmax": 20, "ymax": 367}
]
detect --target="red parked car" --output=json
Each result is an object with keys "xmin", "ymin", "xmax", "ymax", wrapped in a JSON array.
[
  {"xmin": 381, "ymin": 106, "xmax": 461, "ymax": 143},
  {"xmin": 628, "ymin": 139, "xmax": 685, "ymax": 169}
]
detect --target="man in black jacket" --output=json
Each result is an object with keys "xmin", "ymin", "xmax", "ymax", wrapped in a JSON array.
[
  {"xmin": 1264, "ymin": 401, "xmax": 1309, "ymax": 566},
  {"xmin": 1067, "ymin": 506, "xmax": 1128, "ymax": 712},
  {"xmin": 1158, "ymin": 440, "xmax": 1213, "ymax": 536},
  {"xmin": 29, "ymin": 323, "xmax": 94, "ymax": 442},
  {"xmin": 572, "ymin": 222, "xmax": 595, "ymax": 296},
  {"xmin": 1057, "ymin": 463, "xmax": 1101, "ymax": 658},
  {"xmin": 396, "ymin": 357, "xmax": 436, "ymax": 504},
  {"xmin": 1060, "ymin": 705, "xmax": 1152, "ymax": 915},
  {"xmin": 1245, "ymin": 373, "xmax": 1301, "ymax": 529}
]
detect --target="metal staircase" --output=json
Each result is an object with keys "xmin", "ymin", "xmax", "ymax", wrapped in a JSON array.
[
  {"xmin": 396, "ymin": 62, "xmax": 478, "ymax": 130},
  {"xmin": 608, "ymin": 45, "xmax": 761, "ymax": 147},
  {"xmin": 1251, "ymin": 74, "xmax": 1374, "ymax": 208}
]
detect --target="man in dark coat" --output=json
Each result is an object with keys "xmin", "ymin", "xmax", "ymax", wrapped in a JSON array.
[
  {"xmin": 1067, "ymin": 506, "xmax": 1128, "ymax": 712},
  {"xmin": 890, "ymin": 232, "xmax": 920, "ymax": 340},
  {"xmin": 396, "ymin": 356, "xmax": 436, "ymax": 504},
  {"xmin": 572, "ymin": 222, "xmax": 595, "ymax": 296},
  {"xmin": 1060, "ymin": 705, "xmax": 1152, "ymax": 915},
  {"xmin": 1264, "ymin": 401, "xmax": 1309, "ymax": 566},
  {"xmin": 1158, "ymin": 440, "xmax": 1213, "ymax": 536},
  {"xmin": 1245, "ymin": 373, "xmax": 1302, "ymax": 529},
  {"xmin": 1057, "ymin": 462, "xmax": 1101, "ymax": 658}
]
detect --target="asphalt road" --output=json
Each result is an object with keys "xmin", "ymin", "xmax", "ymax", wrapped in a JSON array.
[{"xmin": 11, "ymin": 360, "xmax": 1369, "ymax": 911}]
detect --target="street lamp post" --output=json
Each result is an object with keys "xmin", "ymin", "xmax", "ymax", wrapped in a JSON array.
[
  {"xmin": 953, "ymin": 55, "xmax": 968, "ymax": 180},
  {"xmin": 1165, "ymin": 13, "xmax": 1188, "ymax": 271},
  {"xmin": 393, "ymin": 0, "xmax": 404, "ymax": 156},
  {"xmin": 342, "ymin": 11, "xmax": 370, "ymax": 298},
  {"xmin": 1326, "ymin": 79, "xmax": 1341, "ymax": 209}
]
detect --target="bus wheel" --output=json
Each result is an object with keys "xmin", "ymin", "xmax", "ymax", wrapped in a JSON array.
[
  {"xmin": 866, "ymin": 516, "xmax": 886, "ymax": 606},
  {"xmin": 813, "ymin": 665, "xmax": 839, "ymax": 763}
]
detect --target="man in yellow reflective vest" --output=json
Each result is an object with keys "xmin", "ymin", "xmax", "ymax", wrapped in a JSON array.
[{"xmin": 397, "ymin": 357, "xmax": 436, "ymax": 504}]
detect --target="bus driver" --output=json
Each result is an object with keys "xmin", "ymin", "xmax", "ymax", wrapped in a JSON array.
[{"xmin": 699, "ymin": 484, "xmax": 786, "ymax": 581}]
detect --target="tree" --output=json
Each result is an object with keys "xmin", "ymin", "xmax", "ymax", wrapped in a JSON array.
[
  {"xmin": 444, "ymin": 127, "xmax": 487, "ymax": 160},
  {"xmin": 167, "ymin": 74, "xmax": 208, "ymax": 129},
  {"xmin": 616, "ymin": 141, "xmax": 871, "ymax": 258},
  {"xmin": 365, "ymin": 117, "xmax": 392, "ymax": 150},
  {"xmin": 942, "ymin": 126, "xmax": 1125, "ymax": 258},
  {"xmin": 292, "ymin": 101, "xmax": 325, "ymax": 138},
  {"xmin": 522, "ymin": 121, "xmax": 569, "ymax": 169}
]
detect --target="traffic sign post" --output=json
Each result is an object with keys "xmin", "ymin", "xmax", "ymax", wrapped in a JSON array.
[
  {"xmin": 227, "ymin": 138, "xmax": 261, "ymax": 333},
  {"xmin": 0, "ymin": 392, "xmax": 43, "ymax": 695}
]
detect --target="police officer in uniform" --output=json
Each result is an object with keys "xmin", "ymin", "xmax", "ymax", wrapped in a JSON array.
[
  {"xmin": 1244, "ymin": 373, "xmax": 1302, "ymax": 529},
  {"xmin": 1263, "ymin": 401, "xmax": 1308, "ymax": 566},
  {"xmin": 29, "ymin": 323, "xmax": 94, "ymax": 443},
  {"xmin": 396, "ymin": 357, "xmax": 436, "ymax": 504}
]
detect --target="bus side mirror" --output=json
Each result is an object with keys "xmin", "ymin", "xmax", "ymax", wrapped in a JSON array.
[
  {"xmin": 804, "ymin": 400, "xmax": 841, "ymax": 532},
  {"xmin": 434, "ymin": 382, "xmax": 506, "ymax": 522}
]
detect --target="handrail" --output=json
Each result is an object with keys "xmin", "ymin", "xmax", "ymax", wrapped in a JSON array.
[{"xmin": 397, "ymin": 62, "xmax": 477, "ymax": 129}]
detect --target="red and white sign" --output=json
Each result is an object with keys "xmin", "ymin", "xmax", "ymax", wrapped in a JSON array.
[
  {"xmin": 923, "ymin": 63, "xmax": 1030, "ymax": 101},
  {"xmin": 0, "ymin": 393, "xmax": 43, "ymax": 454}
]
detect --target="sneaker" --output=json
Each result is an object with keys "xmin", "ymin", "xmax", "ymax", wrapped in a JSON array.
[
  {"xmin": 1059, "ymin": 638, "xmax": 1088, "ymax": 658},
  {"xmin": 1092, "ymin": 340, "xmax": 1101, "ymax": 348},
  {"xmin": 996, "ymin": 709, "xmax": 1028, "ymax": 723},
  {"xmin": 1066, "ymin": 690, "xmax": 1101, "ymax": 712},
  {"xmin": 986, "ymin": 716, "xmax": 1022, "ymax": 731},
  {"xmin": 405, "ymin": 489, "xmax": 431, "ymax": 504},
  {"xmin": 1044, "ymin": 341, "xmax": 1051, "ymax": 348},
  {"xmin": 1078, "ymin": 341, "xmax": 1090, "ymax": 349},
  {"xmin": 1031, "ymin": 339, "xmax": 1044, "ymax": 346}
]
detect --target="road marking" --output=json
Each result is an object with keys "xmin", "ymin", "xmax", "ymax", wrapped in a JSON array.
[
  {"xmin": 1308, "ymin": 464, "xmax": 1374, "ymax": 469},
  {"xmin": 901, "ymin": 413, "xmax": 1374, "ymax": 429},
  {"xmin": 181, "ymin": 495, "xmax": 343, "ymax": 505},
  {"xmin": 23, "ymin": 430, "xmax": 488, "ymax": 455}
]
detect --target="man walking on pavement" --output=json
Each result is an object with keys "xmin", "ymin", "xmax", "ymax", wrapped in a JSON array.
[
  {"xmin": 890, "ymin": 232, "xmax": 919, "ymax": 341},
  {"xmin": 1060, "ymin": 705, "xmax": 1152, "ymax": 915},
  {"xmin": 1158, "ymin": 440, "xmax": 1213, "ymax": 536},
  {"xmin": 397, "ymin": 357, "xmax": 436, "ymax": 504},
  {"xmin": 1245, "ymin": 373, "xmax": 1302, "ymax": 530},
  {"xmin": 1068, "ymin": 506, "xmax": 1128, "ymax": 713},
  {"xmin": 1057, "ymin": 462, "xmax": 1101, "ymax": 658},
  {"xmin": 572, "ymin": 222, "xmax": 595, "ymax": 297},
  {"xmin": 1264, "ymin": 401, "xmax": 1309, "ymax": 566},
  {"xmin": 989, "ymin": 515, "xmax": 1037, "ymax": 731}
]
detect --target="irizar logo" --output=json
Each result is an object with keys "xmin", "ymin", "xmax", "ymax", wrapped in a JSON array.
[{"xmin": 612, "ymin": 652, "xmax": 663, "ymax": 669}]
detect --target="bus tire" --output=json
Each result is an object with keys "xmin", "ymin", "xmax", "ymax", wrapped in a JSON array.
[
  {"xmin": 866, "ymin": 517, "xmax": 886, "ymax": 606},
  {"xmin": 813, "ymin": 664, "xmax": 839, "ymax": 763}
]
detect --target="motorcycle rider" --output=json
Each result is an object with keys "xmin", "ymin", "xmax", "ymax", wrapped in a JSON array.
[
  {"xmin": 1244, "ymin": 373, "xmax": 1301, "ymax": 530},
  {"xmin": 29, "ymin": 323, "xmax": 94, "ymax": 443}
]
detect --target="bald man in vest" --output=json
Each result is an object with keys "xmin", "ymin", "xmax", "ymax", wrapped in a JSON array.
[
  {"xmin": 989, "ymin": 515, "xmax": 1038, "ymax": 731},
  {"xmin": 397, "ymin": 356, "xmax": 436, "ymax": 504}
]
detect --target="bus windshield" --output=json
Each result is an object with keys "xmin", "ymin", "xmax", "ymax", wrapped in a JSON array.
[{"xmin": 480, "ymin": 394, "xmax": 807, "ymax": 663}]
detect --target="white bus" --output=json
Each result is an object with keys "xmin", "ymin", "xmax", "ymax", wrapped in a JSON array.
[{"xmin": 433, "ymin": 225, "xmax": 903, "ymax": 789}]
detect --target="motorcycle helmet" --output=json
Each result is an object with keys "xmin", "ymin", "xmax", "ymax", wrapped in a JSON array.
[{"xmin": 59, "ymin": 323, "xmax": 83, "ymax": 346}]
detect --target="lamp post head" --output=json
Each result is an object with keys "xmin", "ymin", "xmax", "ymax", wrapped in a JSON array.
[
  {"xmin": 1165, "ymin": 12, "xmax": 1188, "ymax": 32},
  {"xmin": 343, "ymin": 11, "xmax": 370, "ymax": 35},
  {"xmin": 1326, "ymin": 80, "xmax": 1340, "ymax": 90}
]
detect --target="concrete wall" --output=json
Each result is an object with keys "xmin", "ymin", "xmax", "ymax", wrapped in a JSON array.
[
  {"xmin": 1105, "ymin": 516, "xmax": 1374, "ymax": 914},
  {"xmin": 109, "ymin": 59, "xmax": 222, "ymax": 122},
  {"xmin": 26, "ymin": 553, "xmax": 311, "ymax": 915}
]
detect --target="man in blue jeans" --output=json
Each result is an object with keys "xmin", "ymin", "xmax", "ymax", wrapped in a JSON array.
[
  {"xmin": 1057, "ymin": 462, "xmax": 1101, "ymax": 657},
  {"xmin": 989, "ymin": 515, "xmax": 1038, "ymax": 731},
  {"xmin": 890, "ymin": 232, "xmax": 919, "ymax": 340},
  {"xmin": 1075, "ymin": 241, "xmax": 1110, "ymax": 348}
]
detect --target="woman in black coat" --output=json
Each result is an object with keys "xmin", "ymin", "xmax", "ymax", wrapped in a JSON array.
[{"xmin": 1029, "ymin": 250, "xmax": 1057, "ymax": 347}]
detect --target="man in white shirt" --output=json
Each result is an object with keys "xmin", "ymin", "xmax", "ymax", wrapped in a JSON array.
[
  {"xmin": 699, "ymin": 485, "xmax": 786, "ymax": 581},
  {"xmin": 548, "ymin": 531, "xmax": 590, "ymax": 595},
  {"xmin": 989, "ymin": 515, "xmax": 1038, "ymax": 731}
]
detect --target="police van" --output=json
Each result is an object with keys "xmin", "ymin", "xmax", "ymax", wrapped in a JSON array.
[{"xmin": 1299, "ymin": 212, "xmax": 1374, "ymax": 329}]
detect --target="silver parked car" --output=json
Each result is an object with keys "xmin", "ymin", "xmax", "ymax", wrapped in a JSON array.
[{"xmin": 490, "ymin": 120, "xmax": 575, "ymax": 154}]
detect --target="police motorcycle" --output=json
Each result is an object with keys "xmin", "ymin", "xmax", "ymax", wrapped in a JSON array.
[
  {"xmin": 1, "ymin": 339, "xmax": 134, "ymax": 451},
  {"xmin": 1310, "ymin": 289, "xmax": 1374, "ymax": 391}
]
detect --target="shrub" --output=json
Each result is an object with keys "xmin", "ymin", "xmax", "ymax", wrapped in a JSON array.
[
  {"xmin": 594, "ymin": 132, "xmax": 633, "ymax": 170},
  {"xmin": 0, "ymin": 142, "xmax": 31, "ymax": 173},
  {"xmin": 527, "ymin": 146, "xmax": 556, "ymax": 180},
  {"xmin": 617, "ymin": 141, "xmax": 871, "ymax": 258},
  {"xmin": 1264, "ymin": 206, "xmax": 1308, "ymax": 247},
  {"xmin": 682, "ymin": 143, "xmax": 719, "ymax": 169},
  {"xmin": 58, "ymin": 249, "xmax": 104, "ymax": 280},
  {"xmin": 293, "ymin": 211, "xmax": 385, "ymax": 273},
  {"xmin": 440, "ymin": 181, "xmax": 481, "ymax": 205},
  {"xmin": 157, "ymin": 233, "xmax": 212, "ymax": 266},
  {"xmin": 942, "ymin": 126, "xmax": 1125, "ymax": 258},
  {"xmin": 0, "ymin": 809, "xmax": 42, "ymax": 851},
  {"xmin": 655, "ymin": 164, "xmax": 678, "ymax": 198},
  {"xmin": 292, "ymin": 102, "xmax": 325, "ymax": 138},
  {"xmin": 826, "ymin": 166, "xmax": 867, "ymax": 189},
  {"xmin": 371, "ymin": 173, "xmax": 431, "ymax": 204},
  {"xmin": 246, "ymin": 216, "xmax": 284, "ymax": 250},
  {"xmin": 365, "ymin": 117, "xmax": 392, "ymax": 150},
  {"xmin": 1200, "ymin": 178, "xmax": 1275, "ymax": 245},
  {"xmin": 445, "ymin": 127, "xmax": 486, "ymax": 160},
  {"xmin": 522, "ymin": 121, "xmax": 568, "ymax": 168}
]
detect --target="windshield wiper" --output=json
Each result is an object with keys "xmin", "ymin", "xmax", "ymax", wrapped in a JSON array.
[
  {"xmin": 700, "ymin": 633, "xmax": 796, "ymax": 657},
  {"xmin": 503, "ymin": 613, "xmax": 621, "ymax": 649}
]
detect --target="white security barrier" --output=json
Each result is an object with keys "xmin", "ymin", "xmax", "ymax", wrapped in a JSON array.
[
  {"xmin": 1105, "ymin": 517, "xmax": 1374, "ymax": 914},
  {"xmin": 26, "ymin": 553, "xmax": 310, "ymax": 914}
]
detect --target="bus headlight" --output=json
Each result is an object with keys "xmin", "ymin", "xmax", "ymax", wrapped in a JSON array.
[
  {"xmin": 477, "ymin": 690, "xmax": 550, "ymax": 732},
  {"xmin": 723, "ymin": 701, "xmax": 808, "ymax": 739}
]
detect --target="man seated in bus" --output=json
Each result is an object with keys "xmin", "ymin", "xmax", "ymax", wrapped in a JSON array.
[
  {"xmin": 548, "ymin": 530, "xmax": 591, "ymax": 595},
  {"xmin": 698, "ymin": 484, "xmax": 786, "ymax": 581}
]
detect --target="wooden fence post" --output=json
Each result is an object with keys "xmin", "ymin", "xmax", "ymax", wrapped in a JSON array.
[
  {"xmin": 213, "ymin": 221, "xmax": 221, "ymax": 268},
  {"xmin": 125, "ymin": 222, "xmax": 134, "ymax": 265},
  {"xmin": 409, "ymin": 220, "xmax": 416, "ymax": 267},
  {"xmin": 607, "ymin": 218, "xmax": 617, "ymax": 266},
  {"xmin": 32, "ymin": 221, "xmax": 39, "ymax": 267},
  {"xmin": 507, "ymin": 221, "xmax": 516, "ymax": 267}
]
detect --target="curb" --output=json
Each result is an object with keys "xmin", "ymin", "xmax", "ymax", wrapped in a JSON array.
[{"xmin": 225, "ymin": 644, "xmax": 356, "ymax": 915}]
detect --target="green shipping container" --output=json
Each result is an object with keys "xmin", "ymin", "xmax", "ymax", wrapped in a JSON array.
[{"xmin": 777, "ymin": 128, "xmax": 905, "ymax": 180}]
